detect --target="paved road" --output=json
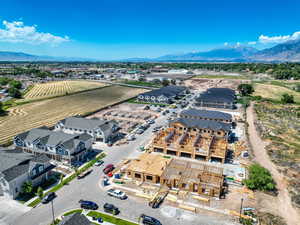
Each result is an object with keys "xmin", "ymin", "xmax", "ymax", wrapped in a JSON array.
[{"xmin": 12, "ymin": 113, "xmax": 236, "ymax": 225}]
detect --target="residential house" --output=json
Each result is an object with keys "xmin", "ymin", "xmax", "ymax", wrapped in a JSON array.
[
  {"xmin": 180, "ymin": 108, "xmax": 233, "ymax": 123},
  {"xmin": 195, "ymin": 88, "xmax": 236, "ymax": 109},
  {"xmin": 137, "ymin": 85, "xmax": 188, "ymax": 104},
  {"xmin": 55, "ymin": 116, "xmax": 119, "ymax": 143},
  {"xmin": 0, "ymin": 149, "xmax": 54, "ymax": 199},
  {"xmin": 14, "ymin": 126, "xmax": 93, "ymax": 165}
]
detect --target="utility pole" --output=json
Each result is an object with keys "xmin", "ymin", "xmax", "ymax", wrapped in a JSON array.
[
  {"xmin": 51, "ymin": 200, "xmax": 55, "ymax": 224},
  {"xmin": 239, "ymin": 198, "xmax": 244, "ymax": 223}
]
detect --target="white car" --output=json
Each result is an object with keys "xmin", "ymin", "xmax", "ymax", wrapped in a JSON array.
[{"xmin": 107, "ymin": 189, "xmax": 127, "ymax": 200}]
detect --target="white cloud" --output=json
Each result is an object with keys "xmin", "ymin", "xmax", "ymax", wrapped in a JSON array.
[
  {"xmin": 224, "ymin": 42, "xmax": 228, "ymax": 46},
  {"xmin": 248, "ymin": 41, "xmax": 256, "ymax": 45},
  {"xmin": 258, "ymin": 31, "xmax": 300, "ymax": 44},
  {"xmin": 0, "ymin": 20, "xmax": 69, "ymax": 45}
]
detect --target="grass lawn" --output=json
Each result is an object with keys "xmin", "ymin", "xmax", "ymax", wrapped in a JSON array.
[
  {"xmin": 87, "ymin": 211, "xmax": 138, "ymax": 225},
  {"xmin": 28, "ymin": 153, "xmax": 106, "ymax": 207},
  {"xmin": 63, "ymin": 209, "xmax": 83, "ymax": 216},
  {"xmin": 253, "ymin": 83, "xmax": 300, "ymax": 103}
]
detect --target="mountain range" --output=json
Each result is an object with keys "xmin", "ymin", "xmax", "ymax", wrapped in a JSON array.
[{"xmin": 1, "ymin": 39, "xmax": 300, "ymax": 62}]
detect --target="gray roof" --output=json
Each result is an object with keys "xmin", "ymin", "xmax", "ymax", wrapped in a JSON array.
[
  {"xmin": 1, "ymin": 163, "xmax": 30, "ymax": 182},
  {"xmin": 170, "ymin": 118, "xmax": 231, "ymax": 132},
  {"xmin": 196, "ymin": 88, "xmax": 235, "ymax": 103},
  {"xmin": 0, "ymin": 149, "xmax": 32, "ymax": 172},
  {"xmin": 59, "ymin": 213, "xmax": 92, "ymax": 225},
  {"xmin": 59, "ymin": 117, "xmax": 117, "ymax": 132},
  {"xmin": 15, "ymin": 127, "xmax": 93, "ymax": 149},
  {"xmin": 139, "ymin": 85, "xmax": 187, "ymax": 98},
  {"xmin": 180, "ymin": 108, "xmax": 232, "ymax": 121},
  {"xmin": 0, "ymin": 150, "xmax": 51, "ymax": 182}
]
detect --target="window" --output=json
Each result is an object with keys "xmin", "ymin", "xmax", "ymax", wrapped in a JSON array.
[
  {"xmin": 134, "ymin": 173, "xmax": 141, "ymax": 179},
  {"xmin": 146, "ymin": 175, "xmax": 153, "ymax": 181}
]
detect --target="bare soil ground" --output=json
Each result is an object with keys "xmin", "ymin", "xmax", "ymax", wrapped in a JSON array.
[
  {"xmin": 246, "ymin": 102, "xmax": 300, "ymax": 225},
  {"xmin": 184, "ymin": 78, "xmax": 249, "ymax": 91}
]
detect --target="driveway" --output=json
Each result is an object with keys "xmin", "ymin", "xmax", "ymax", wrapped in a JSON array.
[{"xmin": 0, "ymin": 197, "xmax": 30, "ymax": 225}]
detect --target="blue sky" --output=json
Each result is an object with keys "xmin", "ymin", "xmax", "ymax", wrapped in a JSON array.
[{"xmin": 0, "ymin": 0, "xmax": 300, "ymax": 60}]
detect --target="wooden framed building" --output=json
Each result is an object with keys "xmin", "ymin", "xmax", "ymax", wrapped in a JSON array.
[
  {"xmin": 151, "ymin": 118, "xmax": 230, "ymax": 163},
  {"xmin": 125, "ymin": 153, "xmax": 224, "ymax": 198}
]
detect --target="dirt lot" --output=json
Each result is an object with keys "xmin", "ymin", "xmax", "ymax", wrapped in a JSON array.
[
  {"xmin": 89, "ymin": 103, "xmax": 159, "ymax": 134},
  {"xmin": 184, "ymin": 78, "xmax": 249, "ymax": 91}
]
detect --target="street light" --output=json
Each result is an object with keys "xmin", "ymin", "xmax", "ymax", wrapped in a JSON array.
[
  {"xmin": 51, "ymin": 199, "xmax": 55, "ymax": 224},
  {"xmin": 239, "ymin": 198, "xmax": 244, "ymax": 223}
]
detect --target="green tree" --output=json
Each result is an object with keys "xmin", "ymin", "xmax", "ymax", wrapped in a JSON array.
[
  {"xmin": 60, "ymin": 173, "xmax": 64, "ymax": 184},
  {"xmin": 243, "ymin": 164, "xmax": 276, "ymax": 191},
  {"xmin": 73, "ymin": 167, "xmax": 80, "ymax": 177},
  {"xmin": 9, "ymin": 80, "xmax": 22, "ymax": 89},
  {"xmin": 281, "ymin": 93, "xmax": 294, "ymax": 104},
  {"xmin": 8, "ymin": 87, "xmax": 22, "ymax": 98},
  {"xmin": 21, "ymin": 181, "xmax": 33, "ymax": 194},
  {"xmin": 36, "ymin": 187, "xmax": 44, "ymax": 200},
  {"xmin": 0, "ymin": 102, "xmax": 4, "ymax": 115},
  {"xmin": 170, "ymin": 79, "xmax": 176, "ymax": 85},
  {"xmin": 0, "ymin": 77, "xmax": 11, "ymax": 85},
  {"xmin": 162, "ymin": 79, "xmax": 170, "ymax": 87},
  {"xmin": 237, "ymin": 84, "xmax": 254, "ymax": 96}
]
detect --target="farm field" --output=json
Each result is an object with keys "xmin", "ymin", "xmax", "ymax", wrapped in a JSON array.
[
  {"xmin": 23, "ymin": 80, "xmax": 107, "ymax": 100},
  {"xmin": 0, "ymin": 85, "xmax": 146, "ymax": 144},
  {"xmin": 253, "ymin": 83, "xmax": 300, "ymax": 103}
]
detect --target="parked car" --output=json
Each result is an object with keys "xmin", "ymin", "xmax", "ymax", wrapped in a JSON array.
[
  {"xmin": 77, "ymin": 169, "xmax": 93, "ymax": 179},
  {"xmin": 103, "ymin": 203, "xmax": 119, "ymax": 215},
  {"xmin": 107, "ymin": 188, "xmax": 127, "ymax": 200},
  {"xmin": 126, "ymin": 135, "xmax": 135, "ymax": 141},
  {"xmin": 136, "ymin": 129, "xmax": 144, "ymax": 134},
  {"xmin": 146, "ymin": 119, "xmax": 155, "ymax": 124},
  {"xmin": 79, "ymin": 200, "xmax": 98, "ymax": 210},
  {"xmin": 42, "ymin": 192, "xmax": 56, "ymax": 204},
  {"xmin": 140, "ymin": 214, "xmax": 162, "ymax": 225},
  {"xmin": 103, "ymin": 164, "xmax": 115, "ymax": 174},
  {"xmin": 95, "ymin": 160, "xmax": 104, "ymax": 166}
]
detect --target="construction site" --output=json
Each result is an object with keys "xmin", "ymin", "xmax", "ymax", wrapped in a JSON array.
[
  {"xmin": 151, "ymin": 117, "xmax": 229, "ymax": 163},
  {"xmin": 89, "ymin": 103, "xmax": 158, "ymax": 134},
  {"xmin": 107, "ymin": 152, "xmax": 253, "ymax": 222}
]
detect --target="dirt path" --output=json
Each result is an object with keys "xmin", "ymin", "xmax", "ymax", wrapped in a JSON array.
[{"xmin": 246, "ymin": 102, "xmax": 300, "ymax": 225}]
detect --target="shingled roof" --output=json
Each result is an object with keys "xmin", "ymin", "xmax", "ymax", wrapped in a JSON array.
[
  {"xmin": 15, "ymin": 127, "xmax": 93, "ymax": 149},
  {"xmin": 59, "ymin": 116, "xmax": 117, "ymax": 131},
  {"xmin": 0, "ymin": 150, "xmax": 51, "ymax": 182},
  {"xmin": 180, "ymin": 108, "xmax": 232, "ymax": 121},
  {"xmin": 170, "ymin": 118, "xmax": 231, "ymax": 132},
  {"xmin": 59, "ymin": 213, "xmax": 92, "ymax": 225},
  {"xmin": 139, "ymin": 85, "xmax": 187, "ymax": 98},
  {"xmin": 196, "ymin": 88, "xmax": 235, "ymax": 103}
]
